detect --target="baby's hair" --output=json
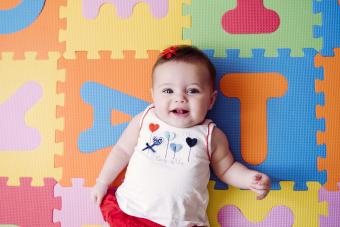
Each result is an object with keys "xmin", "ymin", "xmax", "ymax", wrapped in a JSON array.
[{"xmin": 152, "ymin": 45, "xmax": 216, "ymax": 89}]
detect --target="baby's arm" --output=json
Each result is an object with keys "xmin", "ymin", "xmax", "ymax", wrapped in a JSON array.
[
  {"xmin": 91, "ymin": 112, "xmax": 143, "ymax": 205},
  {"xmin": 210, "ymin": 127, "xmax": 271, "ymax": 200}
]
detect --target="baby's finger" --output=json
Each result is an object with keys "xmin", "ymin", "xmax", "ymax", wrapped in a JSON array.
[
  {"xmin": 249, "ymin": 186, "xmax": 270, "ymax": 200},
  {"xmin": 256, "ymin": 190, "xmax": 269, "ymax": 200},
  {"xmin": 260, "ymin": 176, "xmax": 271, "ymax": 184},
  {"xmin": 249, "ymin": 186, "xmax": 264, "ymax": 194},
  {"xmin": 250, "ymin": 182, "xmax": 270, "ymax": 190}
]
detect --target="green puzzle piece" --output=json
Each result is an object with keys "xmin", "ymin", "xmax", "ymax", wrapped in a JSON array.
[{"xmin": 184, "ymin": 0, "xmax": 321, "ymax": 57}]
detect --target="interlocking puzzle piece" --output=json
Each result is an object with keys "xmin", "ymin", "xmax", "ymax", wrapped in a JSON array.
[
  {"xmin": 0, "ymin": 0, "xmax": 45, "ymax": 34},
  {"xmin": 79, "ymin": 82, "xmax": 148, "ymax": 153},
  {"xmin": 221, "ymin": 0, "xmax": 280, "ymax": 34},
  {"xmin": 315, "ymin": 48, "xmax": 340, "ymax": 191},
  {"xmin": 60, "ymin": 0, "xmax": 190, "ymax": 58},
  {"xmin": 206, "ymin": 49, "xmax": 326, "ymax": 190},
  {"xmin": 0, "ymin": 177, "xmax": 60, "ymax": 227},
  {"xmin": 0, "ymin": 0, "xmax": 65, "ymax": 59},
  {"xmin": 0, "ymin": 52, "xmax": 63, "ymax": 186},
  {"xmin": 82, "ymin": 0, "xmax": 169, "ymax": 19},
  {"xmin": 53, "ymin": 178, "xmax": 104, "ymax": 226},
  {"xmin": 0, "ymin": 81, "xmax": 42, "ymax": 150},
  {"xmin": 313, "ymin": 0, "xmax": 340, "ymax": 56},
  {"xmin": 208, "ymin": 181, "xmax": 327, "ymax": 227},
  {"xmin": 218, "ymin": 205, "xmax": 294, "ymax": 227},
  {"xmin": 184, "ymin": 0, "xmax": 321, "ymax": 57},
  {"xmin": 319, "ymin": 182, "xmax": 340, "ymax": 226},
  {"xmin": 55, "ymin": 51, "xmax": 156, "ymax": 186}
]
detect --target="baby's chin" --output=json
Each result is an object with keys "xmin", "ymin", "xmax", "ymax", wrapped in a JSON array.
[{"xmin": 163, "ymin": 117, "xmax": 197, "ymax": 128}]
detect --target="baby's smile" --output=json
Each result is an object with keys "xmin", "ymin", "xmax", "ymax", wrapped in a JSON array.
[{"xmin": 170, "ymin": 108, "xmax": 189, "ymax": 116}]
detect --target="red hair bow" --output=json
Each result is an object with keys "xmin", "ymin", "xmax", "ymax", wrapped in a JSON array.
[{"xmin": 160, "ymin": 46, "xmax": 177, "ymax": 59}]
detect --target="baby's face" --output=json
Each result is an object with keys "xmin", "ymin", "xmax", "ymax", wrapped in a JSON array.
[{"xmin": 152, "ymin": 61, "xmax": 216, "ymax": 128}]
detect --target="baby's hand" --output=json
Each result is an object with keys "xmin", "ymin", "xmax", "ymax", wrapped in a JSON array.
[
  {"xmin": 90, "ymin": 181, "xmax": 109, "ymax": 206},
  {"xmin": 249, "ymin": 172, "xmax": 271, "ymax": 200}
]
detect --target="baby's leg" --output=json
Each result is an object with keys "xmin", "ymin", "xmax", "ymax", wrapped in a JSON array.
[{"xmin": 103, "ymin": 222, "xmax": 110, "ymax": 227}]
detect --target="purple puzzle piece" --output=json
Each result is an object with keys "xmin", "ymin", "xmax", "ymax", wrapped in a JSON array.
[
  {"xmin": 82, "ymin": 0, "xmax": 168, "ymax": 19},
  {"xmin": 0, "ymin": 81, "xmax": 42, "ymax": 151},
  {"xmin": 319, "ymin": 183, "xmax": 340, "ymax": 227},
  {"xmin": 218, "ymin": 205, "xmax": 294, "ymax": 227},
  {"xmin": 53, "ymin": 178, "xmax": 105, "ymax": 226}
]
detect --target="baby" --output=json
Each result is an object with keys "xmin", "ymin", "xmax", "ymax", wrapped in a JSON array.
[{"xmin": 91, "ymin": 45, "xmax": 271, "ymax": 227}]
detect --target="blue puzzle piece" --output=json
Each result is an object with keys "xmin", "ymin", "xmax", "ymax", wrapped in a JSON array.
[
  {"xmin": 0, "ymin": 0, "xmax": 45, "ymax": 34},
  {"xmin": 78, "ymin": 82, "xmax": 149, "ymax": 153},
  {"xmin": 206, "ymin": 48, "xmax": 326, "ymax": 190},
  {"xmin": 313, "ymin": 0, "xmax": 340, "ymax": 56}
]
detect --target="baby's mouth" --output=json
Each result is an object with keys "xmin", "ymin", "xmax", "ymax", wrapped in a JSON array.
[{"xmin": 171, "ymin": 109, "xmax": 189, "ymax": 115}]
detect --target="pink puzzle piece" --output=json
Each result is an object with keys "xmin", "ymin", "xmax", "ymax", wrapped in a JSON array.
[
  {"xmin": 221, "ymin": 0, "xmax": 280, "ymax": 34},
  {"xmin": 0, "ymin": 178, "xmax": 60, "ymax": 227},
  {"xmin": 218, "ymin": 205, "xmax": 294, "ymax": 227},
  {"xmin": 82, "ymin": 0, "xmax": 169, "ymax": 19},
  {"xmin": 53, "ymin": 178, "xmax": 105, "ymax": 226},
  {"xmin": 319, "ymin": 183, "xmax": 340, "ymax": 227},
  {"xmin": 0, "ymin": 81, "xmax": 42, "ymax": 151}
]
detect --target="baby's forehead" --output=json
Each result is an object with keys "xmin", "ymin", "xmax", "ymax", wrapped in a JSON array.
[
  {"xmin": 153, "ymin": 61, "xmax": 210, "ymax": 76},
  {"xmin": 152, "ymin": 61, "xmax": 213, "ymax": 89}
]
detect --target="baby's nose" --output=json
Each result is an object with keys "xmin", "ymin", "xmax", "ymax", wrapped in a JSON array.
[{"xmin": 174, "ymin": 93, "xmax": 187, "ymax": 103}]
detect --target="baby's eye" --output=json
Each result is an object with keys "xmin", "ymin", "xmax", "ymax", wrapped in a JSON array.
[
  {"xmin": 162, "ymin": 88, "xmax": 173, "ymax": 94},
  {"xmin": 187, "ymin": 88, "xmax": 200, "ymax": 94}
]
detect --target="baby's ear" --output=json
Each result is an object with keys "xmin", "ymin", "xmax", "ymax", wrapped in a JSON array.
[{"xmin": 209, "ymin": 90, "xmax": 218, "ymax": 110}]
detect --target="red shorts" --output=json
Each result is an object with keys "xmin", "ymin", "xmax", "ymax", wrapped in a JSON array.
[{"xmin": 100, "ymin": 187, "xmax": 164, "ymax": 227}]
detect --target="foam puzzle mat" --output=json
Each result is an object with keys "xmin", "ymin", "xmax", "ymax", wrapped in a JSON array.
[{"xmin": 0, "ymin": 0, "xmax": 339, "ymax": 226}]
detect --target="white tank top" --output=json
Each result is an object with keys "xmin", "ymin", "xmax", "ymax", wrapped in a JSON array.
[{"xmin": 116, "ymin": 105, "xmax": 215, "ymax": 227}]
